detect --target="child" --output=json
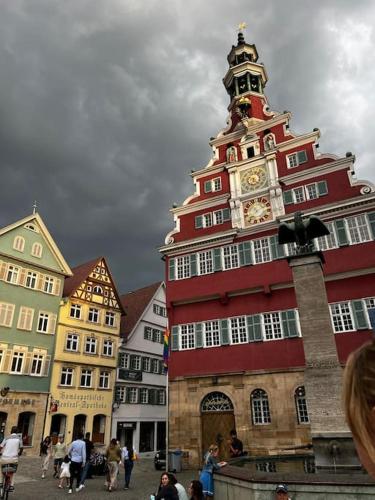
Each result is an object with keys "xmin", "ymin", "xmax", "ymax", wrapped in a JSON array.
[{"xmin": 58, "ymin": 455, "xmax": 71, "ymax": 489}]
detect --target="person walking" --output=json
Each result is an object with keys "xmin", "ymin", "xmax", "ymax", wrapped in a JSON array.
[
  {"xmin": 199, "ymin": 444, "xmax": 227, "ymax": 499},
  {"xmin": 53, "ymin": 435, "xmax": 67, "ymax": 478},
  {"xmin": 105, "ymin": 438, "xmax": 121, "ymax": 492},
  {"xmin": 58, "ymin": 455, "xmax": 71, "ymax": 489},
  {"xmin": 188, "ymin": 480, "xmax": 204, "ymax": 500},
  {"xmin": 121, "ymin": 443, "xmax": 136, "ymax": 490},
  {"xmin": 68, "ymin": 432, "xmax": 86, "ymax": 494},
  {"xmin": 78, "ymin": 432, "xmax": 94, "ymax": 488},
  {"xmin": 40, "ymin": 435, "xmax": 52, "ymax": 479},
  {"xmin": 0, "ymin": 426, "xmax": 23, "ymax": 492}
]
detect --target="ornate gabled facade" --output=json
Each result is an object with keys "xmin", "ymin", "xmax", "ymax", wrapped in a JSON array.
[
  {"xmin": 44, "ymin": 257, "xmax": 124, "ymax": 446},
  {"xmin": 112, "ymin": 282, "xmax": 167, "ymax": 457},
  {"xmin": 160, "ymin": 32, "xmax": 375, "ymax": 467},
  {"xmin": 0, "ymin": 212, "xmax": 72, "ymax": 455}
]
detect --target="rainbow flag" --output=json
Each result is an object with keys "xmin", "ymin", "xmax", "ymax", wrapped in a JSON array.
[{"xmin": 163, "ymin": 329, "xmax": 170, "ymax": 373}]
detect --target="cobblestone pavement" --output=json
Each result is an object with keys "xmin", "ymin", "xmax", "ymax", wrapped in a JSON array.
[{"xmin": 11, "ymin": 456, "xmax": 198, "ymax": 499}]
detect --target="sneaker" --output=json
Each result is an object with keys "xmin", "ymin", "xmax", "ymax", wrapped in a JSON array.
[
  {"xmin": 41, "ymin": 474, "xmax": 45, "ymax": 479},
  {"xmin": 68, "ymin": 489, "xmax": 72, "ymax": 494},
  {"xmin": 76, "ymin": 485, "xmax": 84, "ymax": 492},
  {"xmin": 9, "ymin": 486, "xmax": 14, "ymax": 492},
  {"xmin": 123, "ymin": 486, "xmax": 129, "ymax": 490},
  {"xmin": 58, "ymin": 485, "xmax": 63, "ymax": 489}
]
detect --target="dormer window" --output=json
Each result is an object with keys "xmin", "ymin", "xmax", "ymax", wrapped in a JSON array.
[
  {"xmin": 25, "ymin": 223, "xmax": 38, "ymax": 232},
  {"xmin": 31, "ymin": 242, "xmax": 43, "ymax": 258},
  {"xmin": 93, "ymin": 285, "xmax": 103, "ymax": 295},
  {"xmin": 13, "ymin": 236, "xmax": 25, "ymax": 253}
]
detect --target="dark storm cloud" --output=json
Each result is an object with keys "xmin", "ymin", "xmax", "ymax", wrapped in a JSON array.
[{"xmin": 0, "ymin": 0, "xmax": 374, "ymax": 292}]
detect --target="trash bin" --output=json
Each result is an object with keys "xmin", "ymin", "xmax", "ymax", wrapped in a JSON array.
[{"xmin": 168, "ymin": 449, "xmax": 182, "ymax": 472}]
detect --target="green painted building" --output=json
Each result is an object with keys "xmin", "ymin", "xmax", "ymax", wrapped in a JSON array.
[{"xmin": 0, "ymin": 213, "xmax": 71, "ymax": 454}]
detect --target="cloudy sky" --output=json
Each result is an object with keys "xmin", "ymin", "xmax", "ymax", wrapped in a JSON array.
[{"xmin": 0, "ymin": 0, "xmax": 374, "ymax": 293}]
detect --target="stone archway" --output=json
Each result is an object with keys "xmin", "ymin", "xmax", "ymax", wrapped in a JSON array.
[{"xmin": 200, "ymin": 391, "xmax": 235, "ymax": 462}]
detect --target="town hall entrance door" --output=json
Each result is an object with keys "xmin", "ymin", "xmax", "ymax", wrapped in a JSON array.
[{"xmin": 201, "ymin": 392, "xmax": 235, "ymax": 462}]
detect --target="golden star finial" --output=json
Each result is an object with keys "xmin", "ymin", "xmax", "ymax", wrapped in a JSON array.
[{"xmin": 238, "ymin": 22, "xmax": 247, "ymax": 32}]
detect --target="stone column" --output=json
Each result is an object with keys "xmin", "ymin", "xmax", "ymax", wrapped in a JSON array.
[{"xmin": 288, "ymin": 253, "xmax": 358, "ymax": 468}]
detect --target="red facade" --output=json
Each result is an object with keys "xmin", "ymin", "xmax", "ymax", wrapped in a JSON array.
[{"xmin": 160, "ymin": 34, "xmax": 375, "ymax": 382}]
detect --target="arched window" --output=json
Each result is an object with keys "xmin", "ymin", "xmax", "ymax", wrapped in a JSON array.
[
  {"xmin": 295, "ymin": 386, "xmax": 309, "ymax": 424},
  {"xmin": 31, "ymin": 242, "xmax": 43, "ymax": 258},
  {"xmin": 201, "ymin": 392, "xmax": 234, "ymax": 412},
  {"xmin": 13, "ymin": 236, "xmax": 25, "ymax": 252},
  {"xmin": 251, "ymin": 389, "xmax": 271, "ymax": 425},
  {"xmin": 93, "ymin": 285, "xmax": 103, "ymax": 295},
  {"xmin": 18, "ymin": 411, "xmax": 35, "ymax": 446}
]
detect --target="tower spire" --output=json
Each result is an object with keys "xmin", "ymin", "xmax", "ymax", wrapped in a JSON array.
[{"xmin": 237, "ymin": 22, "xmax": 247, "ymax": 45}]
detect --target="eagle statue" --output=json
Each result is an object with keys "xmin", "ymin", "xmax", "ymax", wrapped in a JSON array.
[{"xmin": 278, "ymin": 211, "xmax": 330, "ymax": 254}]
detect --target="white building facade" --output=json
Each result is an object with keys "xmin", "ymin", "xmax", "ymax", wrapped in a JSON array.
[{"xmin": 112, "ymin": 282, "xmax": 167, "ymax": 456}]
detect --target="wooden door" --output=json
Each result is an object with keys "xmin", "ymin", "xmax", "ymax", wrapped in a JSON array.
[{"xmin": 201, "ymin": 412, "xmax": 235, "ymax": 462}]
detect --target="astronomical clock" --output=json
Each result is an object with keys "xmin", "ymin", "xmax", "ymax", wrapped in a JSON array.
[
  {"xmin": 243, "ymin": 197, "xmax": 272, "ymax": 226},
  {"xmin": 240, "ymin": 166, "xmax": 268, "ymax": 194}
]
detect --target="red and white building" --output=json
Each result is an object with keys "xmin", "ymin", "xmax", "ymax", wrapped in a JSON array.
[{"xmin": 160, "ymin": 32, "xmax": 375, "ymax": 466}]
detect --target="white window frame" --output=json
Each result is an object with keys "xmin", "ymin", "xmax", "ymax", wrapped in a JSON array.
[
  {"xmin": 105, "ymin": 311, "xmax": 116, "ymax": 327},
  {"xmin": 117, "ymin": 386, "xmax": 126, "ymax": 403},
  {"xmin": 204, "ymin": 320, "xmax": 221, "ymax": 348},
  {"xmin": 230, "ymin": 316, "xmax": 248, "ymax": 344},
  {"xmin": 103, "ymin": 340, "xmax": 113, "ymax": 357},
  {"xmin": 88, "ymin": 307, "xmax": 99, "ymax": 323},
  {"xmin": 6, "ymin": 265, "xmax": 19, "ymax": 284},
  {"xmin": 212, "ymin": 177, "xmax": 222, "ymax": 192},
  {"xmin": 287, "ymin": 150, "xmax": 308, "ymax": 168},
  {"xmin": 158, "ymin": 390, "xmax": 166, "ymax": 405},
  {"xmin": 251, "ymin": 389, "xmax": 271, "ymax": 425},
  {"xmin": 315, "ymin": 221, "xmax": 338, "ymax": 251},
  {"xmin": 140, "ymin": 388, "xmax": 149, "ymax": 404},
  {"xmin": 198, "ymin": 250, "xmax": 214, "ymax": 275},
  {"xmin": 43, "ymin": 276, "xmax": 54, "ymax": 294},
  {"xmin": 30, "ymin": 353, "xmax": 44, "ymax": 376},
  {"xmin": 143, "ymin": 357, "xmax": 151, "ymax": 372},
  {"xmin": 119, "ymin": 353, "xmax": 130, "ymax": 369},
  {"xmin": 37, "ymin": 312, "xmax": 50, "ymax": 333},
  {"xmin": 295, "ymin": 386, "xmax": 309, "ymax": 424},
  {"xmin": 203, "ymin": 213, "xmax": 213, "ymax": 228},
  {"xmin": 253, "ymin": 238, "xmax": 272, "ymax": 264},
  {"xmin": 214, "ymin": 210, "xmax": 224, "ymax": 225},
  {"xmin": 152, "ymin": 359, "xmax": 159, "ymax": 374},
  {"xmin": 222, "ymin": 245, "xmax": 239, "ymax": 270},
  {"xmin": 99, "ymin": 371, "xmax": 110, "ymax": 389},
  {"xmin": 80, "ymin": 369, "xmax": 92, "ymax": 388},
  {"xmin": 70, "ymin": 304, "xmax": 82, "ymax": 319},
  {"xmin": 176, "ymin": 256, "xmax": 191, "ymax": 280},
  {"xmin": 85, "ymin": 337, "xmax": 97, "ymax": 354},
  {"xmin": 10, "ymin": 351, "xmax": 25, "ymax": 374},
  {"xmin": 66, "ymin": 333, "xmax": 79, "ymax": 352},
  {"xmin": 346, "ymin": 214, "xmax": 371, "ymax": 245},
  {"xmin": 25, "ymin": 271, "xmax": 37, "ymax": 289},
  {"xmin": 180, "ymin": 324, "xmax": 195, "ymax": 350},
  {"xmin": 60, "ymin": 367, "xmax": 74, "ymax": 386},
  {"xmin": 330, "ymin": 302, "xmax": 355, "ymax": 333},
  {"xmin": 131, "ymin": 355, "xmax": 141, "ymax": 371},
  {"xmin": 292, "ymin": 186, "xmax": 305, "ymax": 204},
  {"xmin": 128, "ymin": 387, "xmax": 138, "ymax": 403},
  {"xmin": 263, "ymin": 312, "xmax": 283, "ymax": 340},
  {"xmin": 305, "ymin": 183, "xmax": 319, "ymax": 200}
]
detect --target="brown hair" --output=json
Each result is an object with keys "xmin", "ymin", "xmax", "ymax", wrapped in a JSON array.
[
  {"xmin": 208, "ymin": 444, "xmax": 219, "ymax": 454},
  {"xmin": 343, "ymin": 341, "xmax": 375, "ymax": 463}
]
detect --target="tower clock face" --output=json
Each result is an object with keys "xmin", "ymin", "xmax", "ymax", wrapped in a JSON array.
[
  {"xmin": 240, "ymin": 166, "xmax": 268, "ymax": 193},
  {"xmin": 243, "ymin": 197, "xmax": 272, "ymax": 225}
]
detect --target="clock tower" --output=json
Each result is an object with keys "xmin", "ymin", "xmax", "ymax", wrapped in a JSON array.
[{"xmin": 160, "ymin": 29, "xmax": 375, "ymax": 468}]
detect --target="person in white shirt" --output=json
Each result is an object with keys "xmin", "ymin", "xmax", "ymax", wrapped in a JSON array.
[
  {"xmin": 169, "ymin": 473, "xmax": 189, "ymax": 500},
  {"xmin": 0, "ymin": 426, "xmax": 23, "ymax": 490}
]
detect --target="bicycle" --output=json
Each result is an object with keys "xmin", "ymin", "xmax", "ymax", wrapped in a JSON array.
[{"xmin": 0, "ymin": 463, "xmax": 17, "ymax": 500}]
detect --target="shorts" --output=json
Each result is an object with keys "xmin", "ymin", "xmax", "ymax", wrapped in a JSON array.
[{"xmin": 54, "ymin": 458, "xmax": 63, "ymax": 467}]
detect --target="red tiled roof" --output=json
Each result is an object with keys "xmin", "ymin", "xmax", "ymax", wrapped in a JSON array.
[
  {"xmin": 120, "ymin": 282, "xmax": 162, "ymax": 339},
  {"xmin": 63, "ymin": 257, "xmax": 101, "ymax": 297}
]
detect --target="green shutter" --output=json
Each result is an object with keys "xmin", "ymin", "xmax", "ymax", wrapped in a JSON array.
[
  {"xmin": 368, "ymin": 212, "xmax": 375, "ymax": 239},
  {"xmin": 195, "ymin": 323, "xmax": 203, "ymax": 348},
  {"xmin": 239, "ymin": 241, "xmax": 252, "ymax": 266},
  {"xmin": 270, "ymin": 235, "xmax": 285, "ymax": 259},
  {"xmin": 220, "ymin": 319, "xmax": 229, "ymax": 345},
  {"xmin": 129, "ymin": 354, "xmax": 136, "ymax": 369},
  {"xmin": 247, "ymin": 315, "xmax": 262, "ymax": 342},
  {"xmin": 168, "ymin": 258, "xmax": 175, "ymax": 281},
  {"xmin": 283, "ymin": 190, "xmax": 293, "ymax": 205},
  {"xmin": 214, "ymin": 248, "xmax": 222, "ymax": 271},
  {"xmin": 195, "ymin": 215, "xmax": 203, "ymax": 229},
  {"xmin": 149, "ymin": 389, "xmax": 157, "ymax": 405},
  {"xmin": 317, "ymin": 180, "xmax": 328, "ymax": 196},
  {"xmin": 334, "ymin": 219, "xmax": 349, "ymax": 246},
  {"xmin": 190, "ymin": 254, "xmax": 197, "ymax": 276},
  {"xmin": 158, "ymin": 360, "xmax": 163, "ymax": 374},
  {"xmin": 171, "ymin": 326, "xmax": 179, "ymax": 351},
  {"xmin": 222, "ymin": 208, "xmax": 231, "ymax": 221},
  {"xmin": 204, "ymin": 180, "xmax": 212, "ymax": 193},
  {"xmin": 352, "ymin": 300, "xmax": 369, "ymax": 330},
  {"xmin": 281, "ymin": 310, "xmax": 299, "ymax": 338},
  {"xmin": 115, "ymin": 386, "xmax": 121, "ymax": 401},
  {"xmin": 125, "ymin": 387, "xmax": 130, "ymax": 404},
  {"xmin": 297, "ymin": 150, "xmax": 307, "ymax": 163},
  {"xmin": 118, "ymin": 353, "xmax": 124, "ymax": 366}
]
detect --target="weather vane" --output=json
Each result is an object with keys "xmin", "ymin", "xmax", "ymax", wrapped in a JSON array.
[
  {"xmin": 238, "ymin": 22, "xmax": 247, "ymax": 33},
  {"xmin": 32, "ymin": 200, "xmax": 38, "ymax": 214}
]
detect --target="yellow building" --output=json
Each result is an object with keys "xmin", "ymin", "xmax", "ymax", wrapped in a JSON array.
[{"xmin": 44, "ymin": 257, "xmax": 124, "ymax": 445}]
